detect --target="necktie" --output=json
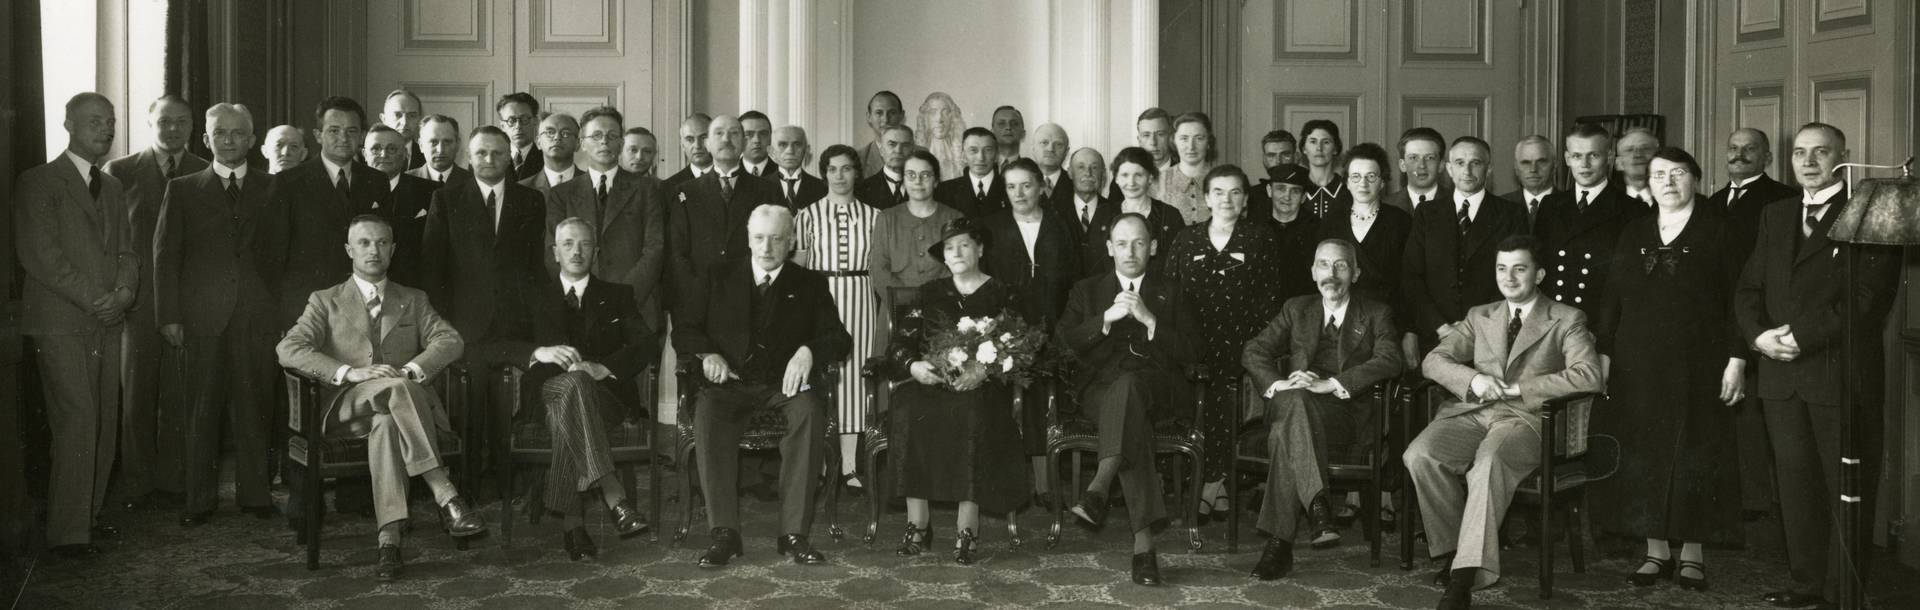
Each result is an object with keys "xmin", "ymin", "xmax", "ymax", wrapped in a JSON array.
[
  {"xmin": 756, "ymin": 273, "xmax": 772, "ymax": 299},
  {"xmin": 721, "ymin": 174, "xmax": 735, "ymax": 201},
  {"xmin": 566, "ymin": 286, "xmax": 581, "ymax": 310},
  {"xmin": 513, "ymin": 150, "xmax": 523, "ymax": 168},
  {"xmin": 1803, "ymin": 204, "xmax": 1826, "ymax": 238},
  {"xmin": 485, "ymin": 190, "xmax": 499, "ymax": 236},
  {"xmin": 1506, "ymin": 308, "xmax": 1523, "ymax": 352},
  {"xmin": 976, "ymin": 180, "xmax": 988, "ymax": 202},
  {"xmin": 596, "ymin": 174, "xmax": 609, "ymax": 217},
  {"xmin": 1080, "ymin": 203, "xmax": 1092, "ymax": 229},
  {"xmin": 784, "ymin": 178, "xmax": 798, "ymax": 204},
  {"xmin": 163, "ymin": 156, "xmax": 176, "ymax": 179},
  {"xmin": 1728, "ymin": 186, "xmax": 1744, "ymax": 206},
  {"xmin": 1417, "ymin": 194, "xmax": 1429, "ymax": 209},
  {"xmin": 1126, "ymin": 281, "xmax": 1137, "ymax": 293},
  {"xmin": 367, "ymin": 293, "xmax": 383, "ymax": 328},
  {"xmin": 1323, "ymin": 315, "xmax": 1338, "ymax": 338},
  {"xmin": 1527, "ymin": 198, "xmax": 1539, "ymax": 224},
  {"xmin": 336, "ymin": 168, "xmax": 351, "ymax": 199},
  {"xmin": 888, "ymin": 177, "xmax": 904, "ymax": 204},
  {"xmin": 1576, "ymin": 190, "xmax": 1590, "ymax": 212},
  {"xmin": 433, "ymin": 170, "xmax": 446, "ymax": 183},
  {"xmin": 86, "ymin": 166, "xmax": 102, "ymax": 200},
  {"xmin": 226, "ymin": 173, "xmax": 240, "ymax": 201},
  {"xmin": 1456, "ymin": 201, "xmax": 1471, "ymax": 236}
]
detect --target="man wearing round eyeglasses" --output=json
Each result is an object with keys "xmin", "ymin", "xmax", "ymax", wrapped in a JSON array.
[
  {"xmin": 496, "ymin": 92, "xmax": 544, "ymax": 180},
  {"xmin": 522, "ymin": 112, "xmax": 582, "ymax": 194}
]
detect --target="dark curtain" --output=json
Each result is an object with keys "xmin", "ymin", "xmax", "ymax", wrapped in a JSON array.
[
  {"xmin": 165, "ymin": 0, "xmax": 214, "ymax": 160},
  {"xmin": 4, "ymin": 0, "xmax": 48, "ymax": 569}
]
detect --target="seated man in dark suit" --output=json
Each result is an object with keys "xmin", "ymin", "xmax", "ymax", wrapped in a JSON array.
[
  {"xmin": 1058, "ymin": 213, "xmax": 1198, "ymax": 586},
  {"xmin": 363, "ymin": 125, "xmax": 435, "ymax": 286},
  {"xmin": 1404, "ymin": 235, "xmax": 1602, "ymax": 610},
  {"xmin": 546, "ymin": 106, "xmax": 668, "ymax": 341},
  {"xmin": 1242, "ymin": 238, "xmax": 1403, "ymax": 579},
  {"xmin": 276, "ymin": 215, "xmax": 484, "ymax": 582},
  {"xmin": 524, "ymin": 218, "xmax": 654, "ymax": 560},
  {"xmin": 933, "ymin": 127, "xmax": 1008, "ymax": 218},
  {"xmin": 673, "ymin": 204, "xmax": 852, "ymax": 568}
]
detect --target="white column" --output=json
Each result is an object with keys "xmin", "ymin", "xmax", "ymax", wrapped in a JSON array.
[
  {"xmin": 1130, "ymin": 0, "xmax": 1157, "ymax": 129},
  {"xmin": 739, "ymin": 0, "xmax": 766, "ymax": 114},
  {"xmin": 786, "ymin": 0, "xmax": 815, "ymax": 131}
]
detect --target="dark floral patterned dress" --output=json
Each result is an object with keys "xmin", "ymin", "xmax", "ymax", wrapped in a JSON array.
[{"xmin": 1162, "ymin": 220, "xmax": 1282, "ymax": 477}]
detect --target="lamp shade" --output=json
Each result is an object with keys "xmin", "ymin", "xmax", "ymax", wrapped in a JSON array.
[{"xmin": 1829, "ymin": 176, "xmax": 1920, "ymax": 245}]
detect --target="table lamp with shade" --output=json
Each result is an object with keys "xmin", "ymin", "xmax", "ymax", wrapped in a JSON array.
[{"xmin": 1824, "ymin": 156, "xmax": 1916, "ymax": 610}]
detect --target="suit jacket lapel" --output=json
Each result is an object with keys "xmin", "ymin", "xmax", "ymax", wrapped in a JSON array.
[
  {"xmin": 1503, "ymin": 303, "xmax": 1549, "ymax": 372},
  {"xmin": 333, "ymin": 282, "xmax": 373, "ymax": 345},
  {"xmin": 602, "ymin": 172, "xmax": 635, "ymax": 227},
  {"xmin": 1461, "ymin": 201, "xmax": 1498, "ymax": 258},
  {"xmin": 378, "ymin": 288, "xmax": 403, "ymax": 340},
  {"xmin": 62, "ymin": 157, "xmax": 106, "ymax": 226},
  {"xmin": 1794, "ymin": 194, "xmax": 1845, "ymax": 267}
]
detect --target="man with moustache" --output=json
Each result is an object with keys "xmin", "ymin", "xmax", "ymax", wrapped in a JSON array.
[
  {"xmin": 407, "ymin": 115, "xmax": 471, "ymax": 185},
  {"xmin": 497, "ymin": 92, "xmax": 544, "ymax": 180},
  {"xmin": 261, "ymin": 125, "xmax": 309, "ymax": 175},
  {"xmin": 1498, "ymin": 136, "xmax": 1557, "ymax": 231},
  {"xmin": 621, "ymin": 127, "xmax": 660, "ymax": 177},
  {"xmin": 156, "ymin": 103, "xmax": 278, "ymax": 527},
  {"xmin": 1401, "ymin": 136, "xmax": 1527, "ymax": 361},
  {"xmin": 1243, "ymin": 238, "xmax": 1404, "ymax": 579},
  {"xmin": 854, "ymin": 124, "xmax": 915, "ymax": 209},
  {"xmin": 861, "ymin": 91, "xmax": 908, "ymax": 176},
  {"xmin": 380, "ymin": 89, "xmax": 426, "ymax": 169},
  {"xmin": 104, "ymin": 94, "xmax": 208, "ymax": 510},
  {"xmin": 544, "ymin": 106, "xmax": 668, "ymax": 342},
  {"xmin": 363, "ymin": 125, "xmax": 435, "ymax": 285},
  {"xmin": 739, "ymin": 111, "xmax": 776, "ymax": 179},
  {"xmin": 1383, "ymin": 127, "xmax": 1447, "ymax": 214},
  {"xmin": 1617, "ymin": 128, "xmax": 1661, "ymax": 207},
  {"xmin": 1059, "ymin": 147, "xmax": 1108, "ymax": 254},
  {"xmin": 521, "ymin": 112, "xmax": 581, "ymax": 195},
  {"xmin": 1709, "ymin": 128, "xmax": 1797, "ymax": 254},
  {"xmin": 1737, "ymin": 123, "xmax": 1901, "ymax": 610},
  {"xmin": 992, "ymin": 105, "xmax": 1027, "ymax": 166},
  {"xmin": 933, "ymin": 127, "xmax": 1008, "ymax": 218},
  {"xmin": 17, "ymin": 92, "xmax": 140, "ymax": 558},
  {"xmin": 662, "ymin": 113, "xmax": 714, "ymax": 195},
  {"xmin": 769, "ymin": 126, "xmax": 826, "ymax": 208},
  {"xmin": 669, "ymin": 115, "xmax": 783, "ymax": 319},
  {"xmin": 1533, "ymin": 123, "xmax": 1644, "ymax": 319}
]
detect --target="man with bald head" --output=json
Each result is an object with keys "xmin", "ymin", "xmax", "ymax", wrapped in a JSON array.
[
  {"xmin": 861, "ymin": 91, "xmax": 908, "ymax": 176},
  {"xmin": 364, "ymin": 125, "xmax": 435, "ymax": 285},
  {"xmin": 1616, "ymin": 127, "xmax": 1660, "ymax": 207},
  {"xmin": 156, "ymin": 103, "xmax": 279, "ymax": 526},
  {"xmin": 662, "ymin": 113, "xmax": 714, "ymax": 195},
  {"xmin": 992, "ymin": 105, "xmax": 1027, "ymax": 166},
  {"xmin": 854, "ymin": 124, "xmax": 915, "ymax": 209},
  {"xmin": 105, "ymin": 95, "xmax": 210, "ymax": 509},
  {"xmin": 381, "ymin": 89, "xmax": 426, "ymax": 169},
  {"xmin": 407, "ymin": 115, "xmax": 471, "ymax": 185},
  {"xmin": 522, "ymin": 112, "xmax": 581, "ymax": 194},
  {"xmin": 669, "ymin": 115, "xmax": 783, "ymax": 319},
  {"xmin": 1031, "ymin": 123, "xmax": 1074, "ymax": 212},
  {"xmin": 18, "ymin": 92, "xmax": 140, "ymax": 557},
  {"xmin": 674, "ymin": 204, "xmax": 852, "ymax": 567},
  {"xmin": 262, "ymin": 125, "xmax": 308, "ymax": 174},
  {"xmin": 770, "ymin": 125, "xmax": 825, "ymax": 208},
  {"xmin": 1498, "ymin": 135, "xmax": 1557, "ymax": 231}
]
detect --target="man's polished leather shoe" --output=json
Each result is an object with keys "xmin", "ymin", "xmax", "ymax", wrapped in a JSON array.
[
  {"xmin": 1761, "ymin": 590, "xmax": 1823, "ymax": 608},
  {"xmin": 777, "ymin": 533, "xmax": 828, "ymax": 565},
  {"xmin": 1306, "ymin": 492, "xmax": 1341, "ymax": 549},
  {"xmin": 563, "ymin": 527, "xmax": 598, "ymax": 561},
  {"xmin": 439, "ymin": 496, "xmax": 487, "ymax": 537},
  {"xmin": 698, "ymin": 527, "xmax": 743, "ymax": 567},
  {"xmin": 1436, "ymin": 567, "xmax": 1475, "ymax": 610},
  {"xmin": 47, "ymin": 544, "xmax": 101, "ymax": 559},
  {"xmin": 1250, "ymin": 537, "xmax": 1294, "ymax": 580},
  {"xmin": 1430, "ymin": 554, "xmax": 1455, "ymax": 586},
  {"xmin": 179, "ymin": 511, "xmax": 212, "ymax": 528},
  {"xmin": 375, "ymin": 544, "xmax": 404, "ymax": 581},
  {"xmin": 1131, "ymin": 551, "xmax": 1163, "ymax": 586},
  {"xmin": 89, "ymin": 524, "xmax": 120, "ymax": 539},
  {"xmin": 241, "ymin": 505, "xmax": 280, "ymax": 520},
  {"xmin": 1070, "ymin": 491, "xmax": 1109, "ymax": 530},
  {"xmin": 610, "ymin": 502, "xmax": 649, "ymax": 538}
]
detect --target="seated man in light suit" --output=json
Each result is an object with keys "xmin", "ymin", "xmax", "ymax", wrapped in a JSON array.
[
  {"xmin": 1242, "ymin": 238, "xmax": 1404, "ymax": 580},
  {"xmin": 673, "ymin": 204, "xmax": 852, "ymax": 568},
  {"xmin": 1403, "ymin": 234, "xmax": 1602, "ymax": 610},
  {"xmin": 524, "ymin": 218, "xmax": 653, "ymax": 561},
  {"xmin": 276, "ymin": 214, "xmax": 485, "ymax": 582}
]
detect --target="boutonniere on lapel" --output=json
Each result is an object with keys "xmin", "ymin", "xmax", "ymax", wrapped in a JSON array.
[
  {"xmin": 678, "ymin": 192, "xmax": 688, "ymax": 203},
  {"xmin": 414, "ymin": 209, "xmax": 427, "ymax": 219},
  {"xmin": 1832, "ymin": 246, "xmax": 1841, "ymax": 258}
]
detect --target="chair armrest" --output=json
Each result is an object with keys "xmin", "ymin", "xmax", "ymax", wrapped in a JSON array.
[
  {"xmin": 284, "ymin": 369, "xmax": 322, "ymax": 440},
  {"xmin": 1540, "ymin": 392, "xmax": 1593, "ymax": 414}
]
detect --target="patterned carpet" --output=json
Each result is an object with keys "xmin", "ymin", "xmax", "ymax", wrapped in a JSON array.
[{"xmin": 14, "ymin": 477, "xmax": 1920, "ymax": 609}]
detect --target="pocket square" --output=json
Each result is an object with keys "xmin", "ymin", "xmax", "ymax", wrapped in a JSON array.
[{"xmin": 414, "ymin": 209, "xmax": 427, "ymax": 219}]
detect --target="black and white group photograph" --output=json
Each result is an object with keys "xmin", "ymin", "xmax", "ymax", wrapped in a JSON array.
[{"xmin": 2, "ymin": 0, "xmax": 1919, "ymax": 608}]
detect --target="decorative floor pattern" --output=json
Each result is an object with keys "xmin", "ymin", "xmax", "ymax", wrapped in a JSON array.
[{"xmin": 15, "ymin": 480, "xmax": 1920, "ymax": 609}]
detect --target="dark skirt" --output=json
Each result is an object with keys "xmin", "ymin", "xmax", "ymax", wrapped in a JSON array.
[
  {"xmin": 1588, "ymin": 333, "xmax": 1743, "ymax": 544},
  {"xmin": 889, "ymin": 380, "xmax": 1030, "ymax": 514}
]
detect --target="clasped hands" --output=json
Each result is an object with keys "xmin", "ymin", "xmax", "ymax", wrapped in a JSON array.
[
  {"xmin": 700, "ymin": 346, "xmax": 815, "ymax": 397},
  {"xmin": 344, "ymin": 364, "xmax": 423, "ymax": 383},
  {"xmin": 1753, "ymin": 324, "xmax": 1799, "ymax": 362},
  {"xmin": 1468, "ymin": 373, "xmax": 1521, "ymax": 403},
  {"xmin": 93, "ymin": 287, "xmax": 133, "ymax": 327},
  {"xmin": 534, "ymin": 345, "xmax": 612, "ymax": 380},
  {"xmin": 1100, "ymin": 288, "xmax": 1158, "ymax": 339},
  {"xmin": 1264, "ymin": 370, "xmax": 1341, "ymax": 398}
]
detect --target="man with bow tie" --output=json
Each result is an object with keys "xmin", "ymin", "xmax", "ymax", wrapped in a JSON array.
[
  {"xmin": 105, "ymin": 94, "xmax": 209, "ymax": 510},
  {"xmin": 854, "ymin": 124, "xmax": 916, "ymax": 210},
  {"xmin": 1242, "ymin": 238, "xmax": 1404, "ymax": 580},
  {"xmin": 1735, "ymin": 123, "xmax": 1900, "ymax": 610},
  {"xmin": 1404, "ymin": 235, "xmax": 1602, "ymax": 610}
]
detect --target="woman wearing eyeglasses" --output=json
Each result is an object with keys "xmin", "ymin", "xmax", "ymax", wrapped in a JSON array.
[{"xmin": 1588, "ymin": 147, "xmax": 1747, "ymax": 592}]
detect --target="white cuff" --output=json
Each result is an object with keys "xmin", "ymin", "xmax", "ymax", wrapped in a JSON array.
[
  {"xmin": 331, "ymin": 365, "xmax": 351, "ymax": 385},
  {"xmin": 404, "ymin": 363, "xmax": 426, "ymax": 382}
]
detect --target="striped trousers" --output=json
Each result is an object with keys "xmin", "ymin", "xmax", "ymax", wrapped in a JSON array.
[{"xmin": 539, "ymin": 371, "xmax": 622, "ymax": 514}]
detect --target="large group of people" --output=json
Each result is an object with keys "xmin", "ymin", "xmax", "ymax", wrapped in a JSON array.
[{"xmin": 15, "ymin": 85, "xmax": 1901, "ymax": 610}]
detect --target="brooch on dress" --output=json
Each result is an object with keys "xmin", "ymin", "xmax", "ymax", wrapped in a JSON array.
[{"xmin": 1639, "ymin": 246, "xmax": 1691, "ymax": 275}]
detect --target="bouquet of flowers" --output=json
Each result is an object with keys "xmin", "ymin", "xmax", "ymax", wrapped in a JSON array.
[{"xmin": 917, "ymin": 310, "xmax": 1051, "ymax": 391}]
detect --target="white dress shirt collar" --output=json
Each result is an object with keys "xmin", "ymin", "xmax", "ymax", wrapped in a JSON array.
[
  {"xmin": 690, "ymin": 164, "xmax": 711, "ymax": 179},
  {"xmin": 1407, "ymin": 185, "xmax": 1438, "ymax": 206},
  {"xmin": 1576, "ymin": 179, "xmax": 1611, "ymax": 202},
  {"xmin": 755, "ymin": 264, "xmax": 785, "ymax": 286},
  {"xmin": 322, "ymin": 156, "xmax": 352, "ymax": 187},
  {"xmin": 1626, "ymin": 184, "xmax": 1653, "ymax": 204},
  {"xmin": 1803, "ymin": 181, "xmax": 1844, "ymax": 207},
  {"xmin": 212, "ymin": 160, "xmax": 249, "ymax": 182},
  {"xmin": 545, "ymin": 166, "xmax": 576, "ymax": 186},
  {"xmin": 587, "ymin": 166, "xmax": 617, "ymax": 189},
  {"xmin": 1730, "ymin": 174, "xmax": 1763, "ymax": 189},
  {"xmin": 351, "ymin": 275, "xmax": 387, "ymax": 304},
  {"xmin": 388, "ymin": 173, "xmax": 402, "ymax": 191},
  {"xmin": 1114, "ymin": 270, "xmax": 1146, "ymax": 292},
  {"xmin": 560, "ymin": 274, "xmax": 590, "ymax": 297},
  {"xmin": 1322, "ymin": 299, "xmax": 1351, "ymax": 327},
  {"xmin": 65, "ymin": 150, "xmax": 98, "ymax": 182},
  {"xmin": 1453, "ymin": 189, "xmax": 1485, "ymax": 220},
  {"xmin": 778, "ymin": 167, "xmax": 805, "ymax": 181},
  {"xmin": 1507, "ymin": 294, "xmax": 1540, "ymax": 322}
]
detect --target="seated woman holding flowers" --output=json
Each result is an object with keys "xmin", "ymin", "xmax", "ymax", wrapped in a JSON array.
[{"xmin": 882, "ymin": 218, "xmax": 1038, "ymax": 564}]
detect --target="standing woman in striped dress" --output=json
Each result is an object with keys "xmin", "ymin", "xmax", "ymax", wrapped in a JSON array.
[{"xmin": 793, "ymin": 144, "xmax": 883, "ymax": 485}]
